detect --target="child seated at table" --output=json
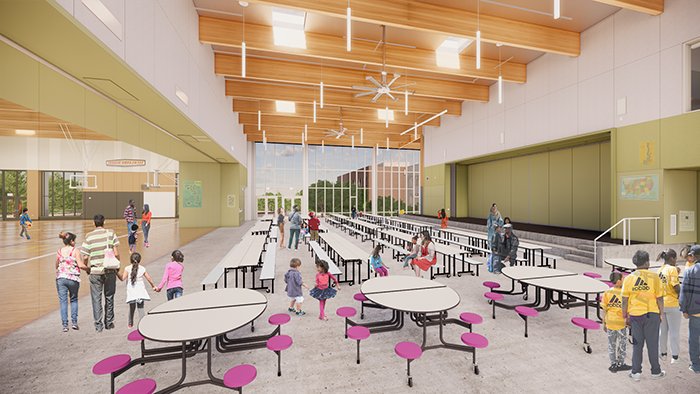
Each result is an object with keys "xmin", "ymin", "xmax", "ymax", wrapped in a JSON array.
[
  {"xmin": 403, "ymin": 236, "xmax": 420, "ymax": 270},
  {"xmin": 602, "ymin": 271, "xmax": 632, "ymax": 373},
  {"xmin": 284, "ymin": 258, "xmax": 310, "ymax": 316},
  {"xmin": 300, "ymin": 222, "xmax": 309, "ymax": 237},
  {"xmin": 309, "ymin": 260, "xmax": 340, "ymax": 321},
  {"xmin": 370, "ymin": 245, "xmax": 389, "ymax": 277}
]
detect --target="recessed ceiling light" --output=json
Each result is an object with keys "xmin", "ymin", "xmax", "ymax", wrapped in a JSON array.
[
  {"xmin": 435, "ymin": 37, "xmax": 473, "ymax": 69},
  {"xmin": 275, "ymin": 100, "xmax": 296, "ymax": 113},
  {"xmin": 377, "ymin": 109, "xmax": 394, "ymax": 121},
  {"xmin": 16, "ymin": 129, "xmax": 36, "ymax": 135},
  {"xmin": 272, "ymin": 8, "xmax": 306, "ymax": 48}
]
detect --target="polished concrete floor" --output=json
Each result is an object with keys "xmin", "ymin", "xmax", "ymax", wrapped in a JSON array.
[{"xmin": 0, "ymin": 218, "xmax": 214, "ymax": 337}]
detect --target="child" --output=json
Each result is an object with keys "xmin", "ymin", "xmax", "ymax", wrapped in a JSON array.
[
  {"xmin": 602, "ymin": 271, "xmax": 632, "ymax": 373},
  {"xmin": 490, "ymin": 224, "xmax": 502, "ymax": 274},
  {"xmin": 118, "ymin": 252, "xmax": 156, "ymax": 328},
  {"xmin": 370, "ymin": 245, "xmax": 389, "ymax": 277},
  {"xmin": 19, "ymin": 208, "xmax": 32, "ymax": 240},
  {"xmin": 657, "ymin": 249, "xmax": 685, "ymax": 364},
  {"xmin": 128, "ymin": 224, "xmax": 139, "ymax": 254},
  {"xmin": 680, "ymin": 244, "xmax": 696, "ymax": 269},
  {"xmin": 300, "ymin": 221, "xmax": 309, "ymax": 237},
  {"xmin": 403, "ymin": 236, "xmax": 420, "ymax": 270},
  {"xmin": 284, "ymin": 258, "xmax": 310, "ymax": 316},
  {"xmin": 308, "ymin": 212, "xmax": 321, "ymax": 242},
  {"xmin": 156, "ymin": 250, "xmax": 184, "ymax": 300},
  {"xmin": 309, "ymin": 260, "xmax": 340, "ymax": 321}
]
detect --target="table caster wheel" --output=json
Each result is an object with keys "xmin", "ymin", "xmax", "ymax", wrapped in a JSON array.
[
  {"xmin": 278, "ymin": 371, "xmax": 281, "ymax": 377},
  {"xmin": 474, "ymin": 365, "xmax": 480, "ymax": 375},
  {"xmin": 408, "ymin": 377, "xmax": 413, "ymax": 387},
  {"xmin": 523, "ymin": 294, "xmax": 528, "ymax": 301},
  {"xmin": 266, "ymin": 289, "xmax": 270, "ymax": 293},
  {"xmin": 349, "ymin": 283, "xmax": 354, "ymax": 287},
  {"xmin": 585, "ymin": 345, "xmax": 592, "ymax": 354},
  {"xmin": 447, "ymin": 274, "xmax": 451, "ymax": 278},
  {"xmin": 361, "ymin": 313, "xmax": 365, "ymax": 319},
  {"xmin": 488, "ymin": 300, "xmax": 493, "ymax": 305},
  {"xmin": 457, "ymin": 273, "xmax": 462, "ymax": 277}
]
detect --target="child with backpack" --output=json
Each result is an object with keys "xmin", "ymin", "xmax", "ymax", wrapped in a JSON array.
[{"xmin": 128, "ymin": 224, "xmax": 139, "ymax": 254}]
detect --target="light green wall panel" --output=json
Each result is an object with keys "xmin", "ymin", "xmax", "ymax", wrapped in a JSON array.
[
  {"xmin": 510, "ymin": 156, "xmax": 529, "ymax": 223},
  {"xmin": 116, "ymin": 107, "xmax": 139, "ymax": 147},
  {"xmin": 616, "ymin": 120, "xmax": 660, "ymax": 172},
  {"xmin": 482, "ymin": 161, "xmax": 499, "ymax": 216},
  {"xmin": 529, "ymin": 152, "xmax": 549, "ymax": 225},
  {"xmin": 495, "ymin": 159, "xmax": 512, "ymax": 217},
  {"xmin": 38, "ymin": 63, "xmax": 85, "ymax": 127},
  {"xmin": 0, "ymin": 41, "xmax": 39, "ymax": 110},
  {"xmin": 663, "ymin": 170, "xmax": 697, "ymax": 244},
  {"xmin": 600, "ymin": 142, "xmax": 612, "ymax": 231},
  {"xmin": 572, "ymin": 144, "xmax": 600, "ymax": 230},
  {"xmin": 85, "ymin": 90, "xmax": 116, "ymax": 139},
  {"xmin": 220, "ymin": 163, "xmax": 242, "ymax": 227},
  {"xmin": 468, "ymin": 164, "xmax": 484, "ymax": 218},
  {"xmin": 659, "ymin": 111, "xmax": 700, "ymax": 169},
  {"xmin": 423, "ymin": 164, "xmax": 445, "ymax": 216},
  {"xmin": 138, "ymin": 120, "xmax": 158, "ymax": 150},
  {"xmin": 549, "ymin": 149, "xmax": 573, "ymax": 227},
  {"xmin": 455, "ymin": 165, "xmax": 468, "ymax": 217},
  {"xmin": 179, "ymin": 162, "xmax": 222, "ymax": 228},
  {"xmin": 444, "ymin": 165, "xmax": 451, "ymax": 216}
]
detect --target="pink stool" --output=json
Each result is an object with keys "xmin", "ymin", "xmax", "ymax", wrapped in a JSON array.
[
  {"xmin": 583, "ymin": 272, "xmax": 602, "ymax": 279},
  {"xmin": 93, "ymin": 354, "xmax": 131, "ymax": 394},
  {"xmin": 116, "ymin": 379, "xmax": 156, "ymax": 394},
  {"xmin": 601, "ymin": 281, "xmax": 614, "ymax": 288},
  {"xmin": 514, "ymin": 306, "xmax": 538, "ymax": 338},
  {"xmin": 461, "ymin": 332, "xmax": 488, "ymax": 375},
  {"xmin": 484, "ymin": 292, "xmax": 504, "ymax": 319},
  {"xmin": 127, "ymin": 330, "xmax": 146, "ymax": 363},
  {"xmin": 459, "ymin": 313, "xmax": 483, "ymax": 333},
  {"xmin": 354, "ymin": 293, "xmax": 371, "ymax": 319},
  {"xmin": 266, "ymin": 335, "xmax": 293, "ymax": 376},
  {"xmin": 482, "ymin": 281, "xmax": 501, "ymax": 291},
  {"xmin": 395, "ymin": 342, "xmax": 422, "ymax": 387},
  {"xmin": 268, "ymin": 313, "xmax": 291, "ymax": 335},
  {"xmin": 347, "ymin": 326, "xmax": 370, "ymax": 364},
  {"xmin": 224, "ymin": 364, "xmax": 257, "ymax": 393},
  {"xmin": 336, "ymin": 307, "xmax": 357, "ymax": 338},
  {"xmin": 571, "ymin": 317, "xmax": 600, "ymax": 353}
]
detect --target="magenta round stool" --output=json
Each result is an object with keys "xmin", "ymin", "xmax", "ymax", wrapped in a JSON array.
[
  {"xmin": 337, "ymin": 307, "xmax": 357, "ymax": 338},
  {"xmin": 514, "ymin": 306, "xmax": 539, "ymax": 338},
  {"xmin": 602, "ymin": 281, "xmax": 614, "ymax": 288},
  {"xmin": 347, "ymin": 326, "xmax": 370, "ymax": 364},
  {"xmin": 583, "ymin": 272, "xmax": 602, "ymax": 279},
  {"xmin": 459, "ymin": 313, "xmax": 483, "ymax": 333},
  {"xmin": 395, "ymin": 342, "xmax": 422, "ymax": 387},
  {"xmin": 268, "ymin": 313, "xmax": 291, "ymax": 335},
  {"xmin": 224, "ymin": 364, "xmax": 257, "ymax": 393},
  {"xmin": 127, "ymin": 330, "xmax": 147, "ymax": 365},
  {"xmin": 571, "ymin": 317, "xmax": 600, "ymax": 354},
  {"xmin": 482, "ymin": 281, "xmax": 501, "ymax": 291},
  {"xmin": 354, "ymin": 293, "xmax": 370, "ymax": 319},
  {"xmin": 116, "ymin": 379, "xmax": 156, "ymax": 394},
  {"xmin": 484, "ymin": 292, "xmax": 504, "ymax": 319},
  {"xmin": 93, "ymin": 354, "xmax": 131, "ymax": 394},
  {"xmin": 266, "ymin": 335, "xmax": 293, "ymax": 376},
  {"xmin": 461, "ymin": 332, "xmax": 488, "ymax": 375}
]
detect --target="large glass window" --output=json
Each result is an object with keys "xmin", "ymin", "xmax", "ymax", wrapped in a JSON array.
[
  {"xmin": 41, "ymin": 171, "xmax": 83, "ymax": 217},
  {"xmin": 691, "ymin": 41, "xmax": 700, "ymax": 111},
  {"xmin": 255, "ymin": 143, "xmax": 304, "ymax": 215},
  {"xmin": 1, "ymin": 170, "xmax": 27, "ymax": 220}
]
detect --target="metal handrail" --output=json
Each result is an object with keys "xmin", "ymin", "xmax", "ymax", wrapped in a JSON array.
[{"xmin": 593, "ymin": 217, "xmax": 659, "ymax": 268}]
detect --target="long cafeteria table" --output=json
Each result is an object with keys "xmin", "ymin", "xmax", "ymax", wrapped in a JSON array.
[
  {"xmin": 436, "ymin": 227, "xmax": 551, "ymax": 266},
  {"xmin": 319, "ymin": 232, "xmax": 369, "ymax": 285},
  {"xmin": 221, "ymin": 235, "xmax": 269, "ymax": 290}
]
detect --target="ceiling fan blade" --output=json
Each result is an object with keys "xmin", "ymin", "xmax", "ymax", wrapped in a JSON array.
[
  {"xmin": 335, "ymin": 134, "xmax": 342, "ymax": 139},
  {"xmin": 390, "ymin": 81, "xmax": 417, "ymax": 90},
  {"xmin": 366, "ymin": 76, "xmax": 383, "ymax": 89},
  {"xmin": 387, "ymin": 74, "xmax": 401, "ymax": 87},
  {"xmin": 352, "ymin": 85, "xmax": 376, "ymax": 91},
  {"xmin": 370, "ymin": 92, "xmax": 383, "ymax": 103},
  {"xmin": 354, "ymin": 91, "xmax": 377, "ymax": 98},
  {"xmin": 387, "ymin": 92, "xmax": 399, "ymax": 102}
]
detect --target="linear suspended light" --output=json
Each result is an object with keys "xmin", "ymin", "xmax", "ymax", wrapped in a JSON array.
[
  {"xmin": 305, "ymin": 124, "xmax": 308, "ymax": 141},
  {"xmin": 313, "ymin": 101, "xmax": 317, "ymax": 122},
  {"xmin": 360, "ymin": 127, "xmax": 363, "ymax": 144},
  {"xmin": 320, "ymin": 82, "xmax": 324, "ymax": 108},
  {"xmin": 405, "ymin": 91, "xmax": 408, "ymax": 115},
  {"xmin": 498, "ymin": 76, "xmax": 503, "ymax": 104},
  {"xmin": 376, "ymin": 142, "xmax": 379, "ymax": 156},
  {"xmin": 400, "ymin": 110, "xmax": 448, "ymax": 135},
  {"xmin": 347, "ymin": 6, "xmax": 351, "ymax": 51},
  {"xmin": 476, "ymin": 30, "xmax": 481, "ymax": 69},
  {"xmin": 554, "ymin": 0, "xmax": 561, "ymax": 19},
  {"xmin": 387, "ymin": 137, "xmax": 389, "ymax": 150},
  {"xmin": 241, "ymin": 42, "xmax": 246, "ymax": 77},
  {"xmin": 301, "ymin": 133, "xmax": 304, "ymax": 147},
  {"xmin": 414, "ymin": 122, "xmax": 417, "ymax": 139},
  {"xmin": 385, "ymin": 107, "xmax": 389, "ymax": 128},
  {"xmin": 258, "ymin": 110, "xmax": 261, "ymax": 130},
  {"xmin": 322, "ymin": 140, "xmax": 325, "ymax": 153},
  {"xmin": 263, "ymin": 129, "xmax": 267, "ymax": 151},
  {"xmin": 352, "ymin": 135, "xmax": 355, "ymax": 149}
]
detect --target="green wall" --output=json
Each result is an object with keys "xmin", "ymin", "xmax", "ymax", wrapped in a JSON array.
[
  {"xmin": 455, "ymin": 165, "xmax": 468, "ymax": 217},
  {"xmin": 663, "ymin": 170, "xmax": 697, "ymax": 244},
  {"xmin": 423, "ymin": 164, "xmax": 448, "ymax": 216},
  {"xmin": 180, "ymin": 162, "xmax": 247, "ymax": 228},
  {"xmin": 466, "ymin": 142, "xmax": 611, "ymax": 230}
]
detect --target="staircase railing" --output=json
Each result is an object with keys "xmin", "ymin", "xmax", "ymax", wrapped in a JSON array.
[{"xmin": 593, "ymin": 217, "xmax": 659, "ymax": 268}]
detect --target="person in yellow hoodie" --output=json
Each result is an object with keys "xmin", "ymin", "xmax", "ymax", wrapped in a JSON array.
[
  {"xmin": 656, "ymin": 249, "xmax": 685, "ymax": 365},
  {"xmin": 621, "ymin": 250, "xmax": 665, "ymax": 382},
  {"xmin": 602, "ymin": 271, "xmax": 632, "ymax": 373}
]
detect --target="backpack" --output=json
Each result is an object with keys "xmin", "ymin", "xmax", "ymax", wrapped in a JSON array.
[{"xmin": 128, "ymin": 232, "xmax": 137, "ymax": 244}]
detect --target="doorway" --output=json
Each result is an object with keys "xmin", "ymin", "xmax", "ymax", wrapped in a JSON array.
[
  {"xmin": 257, "ymin": 195, "xmax": 279, "ymax": 217},
  {"xmin": 1, "ymin": 170, "xmax": 27, "ymax": 221}
]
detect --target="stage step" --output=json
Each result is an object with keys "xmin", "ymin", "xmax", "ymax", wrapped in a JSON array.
[{"xmin": 565, "ymin": 253, "xmax": 594, "ymax": 265}]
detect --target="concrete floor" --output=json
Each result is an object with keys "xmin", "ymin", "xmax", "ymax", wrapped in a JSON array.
[{"xmin": 0, "ymin": 220, "xmax": 696, "ymax": 393}]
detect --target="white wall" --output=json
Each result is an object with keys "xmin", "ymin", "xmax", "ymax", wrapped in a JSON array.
[
  {"xmin": 424, "ymin": 0, "xmax": 700, "ymax": 167},
  {"xmin": 0, "ymin": 136, "xmax": 178, "ymax": 173},
  {"xmin": 54, "ymin": 0, "xmax": 247, "ymax": 165},
  {"xmin": 143, "ymin": 191, "xmax": 176, "ymax": 217}
]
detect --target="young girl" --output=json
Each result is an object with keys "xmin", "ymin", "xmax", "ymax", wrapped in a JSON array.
[
  {"xmin": 370, "ymin": 245, "xmax": 389, "ymax": 277},
  {"xmin": 680, "ymin": 244, "xmax": 696, "ymax": 268},
  {"xmin": 657, "ymin": 249, "xmax": 684, "ymax": 364},
  {"xmin": 309, "ymin": 260, "xmax": 340, "ymax": 321},
  {"xmin": 602, "ymin": 272, "xmax": 631, "ymax": 372},
  {"xmin": 118, "ymin": 253, "xmax": 156, "ymax": 328},
  {"xmin": 278, "ymin": 208, "xmax": 286, "ymax": 250},
  {"xmin": 403, "ymin": 236, "xmax": 420, "ymax": 270},
  {"xmin": 438, "ymin": 208, "xmax": 448, "ymax": 229},
  {"xmin": 156, "ymin": 250, "xmax": 184, "ymax": 300},
  {"xmin": 56, "ymin": 232, "xmax": 87, "ymax": 331},
  {"xmin": 300, "ymin": 221, "xmax": 309, "ymax": 237},
  {"xmin": 128, "ymin": 224, "xmax": 139, "ymax": 254},
  {"xmin": 411, "ymin": 231, "xmax": 437, "ymax": 278},
  {"xmin": 486, "ymin": 203, "xmax": 503, "ymax": 249}
]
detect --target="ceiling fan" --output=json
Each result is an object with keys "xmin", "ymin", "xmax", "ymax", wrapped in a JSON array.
[
  {"xmin": 323, "ymin": 108, "xmax": 357, "ymax": 139},
  {"xmin": 352, "ymin": 25, "xmax": 416, "ymax": 103}
]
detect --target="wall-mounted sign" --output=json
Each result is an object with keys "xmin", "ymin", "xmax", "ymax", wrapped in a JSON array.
[
  {"xmin": 639, "ymin": 141, "xmax": 655, "ymax": 165},
  {"xmin": 106, "ymin": 159, "xmax": 146, "ymax": 167},
  {"xmin": 679, "ymin": 210, "xmax": 695, "ymax": 232},
  {"xmin": 183, "ymin": 181, "xmax": 202, "ymax": 208},
  {"xmin": 620, "ymin": 174, "xmax": 658, "ymax": 201}
]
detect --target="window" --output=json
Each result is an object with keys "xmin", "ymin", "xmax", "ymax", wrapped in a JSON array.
[
  {"xmin": 690, "ymin": 41, "xmax": 700, "ymax": 111},
  {"xmin": 255, "ymin": 143, "xmax": 303, "ymax": 215},
  {"xmin": 1, "ymin": 170, "xmax": 27, "ymax": 220},
  {"xmin": 42, "ymin": 171, "xmax": 83, "ymax": 217}
]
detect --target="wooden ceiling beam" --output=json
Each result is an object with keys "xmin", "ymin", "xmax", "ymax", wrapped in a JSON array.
[
  {"xmin": 244, "ymin": 0, "xmax": 579, "ymax": 56},
  {"xmin": 226, "ymin": 80, "xmax": 461, "ymax": 115},
  {"xmin": 246, "ymin": 132, "xmax": 419, "ymax": 149},
  {"xmin": 216, "ymin": 54, "xmax": 489, "ymax": 102},
  {"xmin": 233, "ymin": 100, "xmax": 440, "ymax": 127},
  {"xmin": 200, "ymin": 17, "xmax": 527, "ymax": 83},
  {"xmin": 246, "ymin": 125, "xmax": 416, "ymax": 140},
  {"xmin": 239, "ymin": 114, "xmax": 415, "ymax": 135},
  {"xmin": 592, "ymin": 0, "xmax": 663, "ymax": 15}
]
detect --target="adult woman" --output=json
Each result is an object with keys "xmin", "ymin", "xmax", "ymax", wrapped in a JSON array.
[
  {"xmin": 487, "ymin": 203, "xmax": 503, "ymax": 249},
  {"xmin": 141, "ymin": 204, "xmax": 152, "ymax": 247},
  {"xmin": 438, "ymin": 208, "xmax": 448, "ymax": 229},
  {"xmin": 411, "ymin": 231, "xmax": 437, "ymax": 278},
  {"xmin": 277, "ymin": 208, "xmax": 286, "ymax": 250},
  {"xmin": 55, "ymin": 232, "xmax": 88, "ymax": 331}
]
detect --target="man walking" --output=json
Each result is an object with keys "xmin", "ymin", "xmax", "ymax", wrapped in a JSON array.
[
  {"xmin": 81, "ymin": 214, "xmax": 120, "ymax": 332},
  {"xmin": 679, "ymin": 245, "xmax": 700, "ymax": 373},
  {"xmin": 499, "ymin": 223, "xmax": 519, "ymax": 267},
  {"xmin": 124, "ymin": 199, "xmax": 136, "ymax": 236},
  {"xmin": 621, "ymin": 250, "xmax": 665, "ymax": 381}
]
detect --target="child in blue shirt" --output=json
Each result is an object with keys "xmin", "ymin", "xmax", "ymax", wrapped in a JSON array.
[
  {"xmin": 284, "ymin": 258, "xmax": 310, "ymax": 316},
  {"xmin": 370, "ymin": 245, "xmax": 389, "ymax": 277},
  {"xmin": 19, "ymin": 208, "xmax": 32, "ymax": 240}
]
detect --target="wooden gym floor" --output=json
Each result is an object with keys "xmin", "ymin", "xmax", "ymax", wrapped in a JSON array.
[{"xmin": 0, "ymin": 218, "xmax": 214, "ymax": 337}]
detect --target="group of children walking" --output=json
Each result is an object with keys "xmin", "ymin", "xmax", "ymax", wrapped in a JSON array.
[{"xmin": 284, "ymin": 258, "xmax": 340, "ymax": 320}]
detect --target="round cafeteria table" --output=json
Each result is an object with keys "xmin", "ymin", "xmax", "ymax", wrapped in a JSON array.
[
  {"xmin": 605, "ymin": 258, "xmax": 663, "ymax": 273},
  {"xmin": 139, "ymin": 288, "xmax": 267, "ymax": 393}
]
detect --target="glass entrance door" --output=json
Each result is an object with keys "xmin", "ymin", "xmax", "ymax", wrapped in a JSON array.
[{"xmin": 257, "ymin": 195, "xmax": 279, "ymax": 217}]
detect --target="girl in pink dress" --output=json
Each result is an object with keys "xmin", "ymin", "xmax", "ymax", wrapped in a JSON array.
[
  {"xmin": 411, "ymin": 231, "xmax": 437, "ymax": 278},
  {"xmin": 309, "ymin": 260, "xmax": 340, "ymax": 321}
]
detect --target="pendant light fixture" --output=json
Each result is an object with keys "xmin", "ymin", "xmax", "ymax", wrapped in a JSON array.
[
  {"xmin": 352, "ymin": 135, "xmax": 355, "ymax": 149},
  {"xmin": 347, "ymin": 1, "xmax": 352, "ymax": 51},
  {"xmin": 305, "ymin": 118, "xmax": 308, "ymax": 141},
  {"xmin": 322, "ymin": 140, "xmax": 325, "ymax": 153},
  {"xmin": 498, "ymin": 44, "xmax": 503, "ymax": 104},
  {"xmin": 414, "ymin": 122, "xmax": 417, "ymax": 140},
  {"xmin": 360, "ymin": 122, "xmax": 364, "ymax": 144},
  {"xmin": 263, "ymin": 129, "xmax": 267, "ymax": 151},
  {"xmin": 257, "ymin": 101, "xmax": 261, "ymax": 131},
  {"xmin": 385, "ymin": 95, "xmax": 389, "ymax": 128},
  {"xmin": 301, "ymin": 133, "xmax": 304, "ymax": 147},
  {"xmin": 320, "ymin": 62, "xmax": 324, "ymax": 108},
  {"xmin": 313, "ymin": 86, "xmax": 317, "ymax": 123},
  {"xmin": 376, "ymin": 142, "xmax": 379, "ymax": 156},
  {"xmin": 476, "ymin": 0, "xmax": 481, "ymax": 70},
  {"xmin": 240, "ymin": 2, "xmax": 247, "ymax": 77},
  {"xmin": 554, "ymin": 0, "xmax": 561, "ymax": 19},
  {"xmin": 386, "ymin": 137, "xmax": 389, "ymax": 151}
]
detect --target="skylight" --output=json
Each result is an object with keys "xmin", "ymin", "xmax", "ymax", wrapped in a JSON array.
[
  {"xmin": 377, "ymin": 109, "xmax": 395, "ymax": 120},
  {"xmin": 271, "ymin": 7, "xmax": 306, "ymax": 49},
  {"xmin": 275, "ymin": 100, "xmax": 296, "ymax": 113},
  {"xmin": 435, "ymin": 36, "xmax": 473, "ymax": 69}
]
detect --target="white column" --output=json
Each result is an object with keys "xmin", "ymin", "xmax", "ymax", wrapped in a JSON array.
[
  {"xmin": 246, "ymin": 141, "xmax": 255, "ymax": 221},
  {"xmin": 302, "ymin": 143, "xmax": 309, "ymax": 216},
  {"xmin": 372, "ymin": 146, "xmax": 378, "ymax": 215}
]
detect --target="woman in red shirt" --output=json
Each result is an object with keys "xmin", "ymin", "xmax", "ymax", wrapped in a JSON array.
[{"xmin": 411, "ymin": 231, "xmax": 437, "ymax": 278}]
